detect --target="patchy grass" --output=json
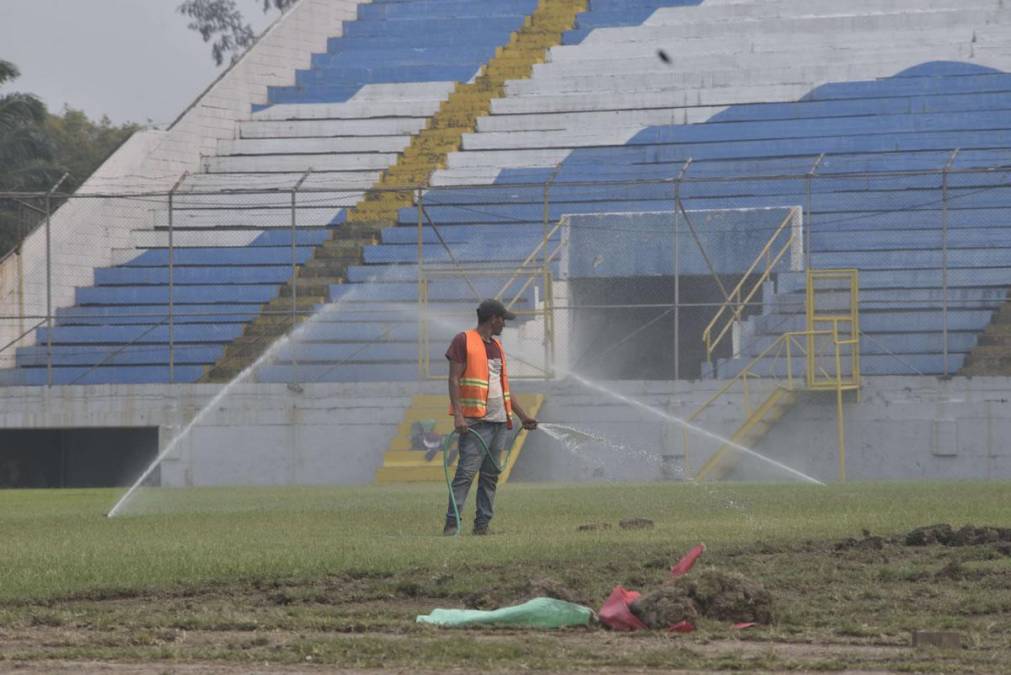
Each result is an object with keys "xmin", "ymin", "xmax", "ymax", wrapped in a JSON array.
[{"xmin": 2, "ymin": 481, "xmax": 1011, "ymax": 671}]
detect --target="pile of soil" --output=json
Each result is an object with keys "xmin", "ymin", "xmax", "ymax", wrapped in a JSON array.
[
  {"xmin": 905, "ymin": 524, "xmax": 1011, "ymax": 547},
  {"xmin": 577, "ymin": 522, "xmax": 611, "ymax": 532},
  {"xmin": 523, "ymin": 577, "xmax": 584, "ymax": 605},
  {"xmin": 466, "ymin": 576, "xmax": 588, "ymax": 610},
  {"xmin": 629, "ymin": 585, "xmax": 698, "ymax": 628},
  {"xmin": 630, "ymin": 569, "xmax": 773, "ymax": 628}
]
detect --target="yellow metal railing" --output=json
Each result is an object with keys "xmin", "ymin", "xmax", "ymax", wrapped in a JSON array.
[
  {"xmin": 416, "ymin": 216, "xmax": 562, "ymax": 380},
  {"xmin": 703, "ymin": 206, "xmax": 802, "ymax": 365},
  {"xmin": 686, "ymin": 269, "xmax": 860, "ymax": 481}
]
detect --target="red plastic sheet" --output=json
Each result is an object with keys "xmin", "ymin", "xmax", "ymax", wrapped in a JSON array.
[
  {"xmin": 671, "ymin": 544, "xmax": 706, "ymax": 578},
  {"xmin": 598, "ymin": 586, "xmax": 647, "ymax": 631},
  {"xmin": 598, "ymin": 544, "xmax": 707, "ymax": 631}
]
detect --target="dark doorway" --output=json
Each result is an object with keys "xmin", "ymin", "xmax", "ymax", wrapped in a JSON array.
[
  {"xmin": 0, "ymin": 427, "xmax": 159, "ymax": 488},
  {"xmin": 569, "ymin": 275, "xmax": 747, "ymax": 380}
]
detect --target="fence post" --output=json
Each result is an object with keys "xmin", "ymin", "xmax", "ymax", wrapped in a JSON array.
[
  {"xmin": 291, "ymin": 169, "xmax": 312, "ymax": 387},
  {"xmin": 44, "ymin": 173, "xmax": 69, "ymax": 386},
  {"xmin": 543, "ymin": 165, "xmax": 560, "ymax": 380},
  {"xmin": 805, "ymin": 154, "xmax": 824, "ymax": 272},
  {"xmin": 45, "ymin": 193, "xmax": 51, "ymax": 387},
  {"xmin": 416, "ymin": 188, "xmax": 425, "ymax": 377},
  {"xmin": 673, "ymin": 158, "xmax": 692, "ymax": 381},
  {"xmin": 167, "ymin": 171, "xmax": 188, "ymax": 385},
  {"xmin": 941, "ymin": 149, "xmax": 959, "ymax": 377}
]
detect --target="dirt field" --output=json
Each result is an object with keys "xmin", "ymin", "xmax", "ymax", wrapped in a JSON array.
[{"xmin": 3, "ymin": 523, "xmax": 1010, "ymax": 673}]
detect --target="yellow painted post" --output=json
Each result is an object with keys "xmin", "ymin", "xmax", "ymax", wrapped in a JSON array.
[
  {"xmin": 851, "ymin": 269, "xmax": 861, "ymax": 390},
  {"xmin": 837, "ymin": 383, "xmax": 846, "ymax": 482},
  {"xmin": 805, "ymin": 269, "xmax": 815, "ymax": 388},
  {"xmin": 742, "ymin": 374, "xmax": 752, "ymax": 417},
  {"xmin": 417, "ymin": 190, "xmax": 425, "ymax": 378},
  {"xmin": 833, "ymin": 319, "xmax": 846, "ymax": 481}
]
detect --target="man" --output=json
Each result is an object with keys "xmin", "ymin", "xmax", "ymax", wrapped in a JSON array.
[{"xmin": 444, "ymin": 299, "xmax": 537, "ymax": 536}]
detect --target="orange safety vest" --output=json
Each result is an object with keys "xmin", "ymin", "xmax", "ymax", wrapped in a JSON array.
[{"xmin": 450, "ymin": 330, "xmax": 512, "ymax": 423}]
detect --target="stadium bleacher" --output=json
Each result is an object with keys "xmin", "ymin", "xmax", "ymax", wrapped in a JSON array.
[{"xmin": 4, "ymin": 0, "xmax": 1011, "ymax": 385}]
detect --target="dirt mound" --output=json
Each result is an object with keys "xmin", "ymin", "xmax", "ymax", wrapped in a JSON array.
[
  {"xmin": 463, "ymin": 576, "xmax": 586, "ymax": 610},
  {"xmin": 691, "ymin": 570, "xmax": 774, "ymax": 624},
  {"xmin": 905, "ymin": 524, "xmax": 1011, "ymax": 547},
  {"xmin": 629, "ymin": 585, "xmax": 698, "ymax": 628},
  {"xmin": 523, "ymin": 577, "xmax": 584, "ymax": 605},
  {"xmin": 630, "ymin": 570, "xmax": 773, "ymax": 628},
  {"xmin": 577, "ymin": 522, "xmax": 611, "ymax": 532}
]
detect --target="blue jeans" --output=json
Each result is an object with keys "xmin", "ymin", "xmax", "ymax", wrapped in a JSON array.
[{"xmin": 445, "ymin": 421, "xmax": 510, "ymax": 529}]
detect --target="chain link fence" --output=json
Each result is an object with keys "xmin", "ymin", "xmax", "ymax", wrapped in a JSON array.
[{"xmin": 1, "ymin": 153, "xmax": 1008, "ymax": 386}]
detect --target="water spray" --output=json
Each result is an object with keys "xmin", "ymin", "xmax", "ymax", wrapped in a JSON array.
[{"xmin": 565, "ymin": 374, "xmax": 825, "ymax": 486}]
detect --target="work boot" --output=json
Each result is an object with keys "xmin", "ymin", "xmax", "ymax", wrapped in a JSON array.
[
  {"xmin": 472, "ymin": 525, "xmax": 490, "ymax": 536},
  {"xmin": 443, "ymin": 522, "xmax": 459, "ymax": 536}
]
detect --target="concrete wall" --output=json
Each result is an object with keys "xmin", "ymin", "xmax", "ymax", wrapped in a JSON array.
[
  {"xmin": 0, "ymin": 0, "xmax": 365, "ymax": 364},
  {"xmin": 2, "ymin": 375, "xmax": 1011, "ymax": 487}
]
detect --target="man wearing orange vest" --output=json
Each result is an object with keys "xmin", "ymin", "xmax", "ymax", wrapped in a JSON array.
[{"xmin": 444, "ymin": 299, "xmax": 538, "ymax": 536}]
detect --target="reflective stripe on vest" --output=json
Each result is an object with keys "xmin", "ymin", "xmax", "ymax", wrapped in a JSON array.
[{"xmin": 450, "ymin": 329, "xmax": 512, "ymax": 420}]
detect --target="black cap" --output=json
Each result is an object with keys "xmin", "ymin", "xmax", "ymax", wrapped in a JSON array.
[{"xmin": 477, "ymin": 298, "xmax": 516, "ymax": 323}]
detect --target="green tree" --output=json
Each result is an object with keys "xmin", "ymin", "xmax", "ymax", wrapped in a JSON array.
[
  {"xmin": 0, "ymin": 60, "xmax": 53, "ymax": 192},
  {"xmin": 178, "ymin": 0, "xmax": 297, "ymax": 66},
  {"xmin": 0, "ymin": 61, "xmax": 139, "ymax": 257},
  {"xmin": 45, "ymin": 108, "xmax": 139, "ymax": 194},
  {"xmin": 0, "ymin": 60, "xmax": 56, "ymax": 256}
]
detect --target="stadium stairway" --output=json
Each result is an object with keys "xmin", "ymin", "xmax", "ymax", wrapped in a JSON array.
[
  {"xmin": 374, "ymin": 393, "xmax": 544, "ymax": 483},
  {"xmin": 412, "ymin": 0, "xmax": 1011, "ymax": 378},
  {"xmin": 8, "ymin": 0, "xmax": 1011, "ymax": 385},
  {"xmin": 0, "ymin": 0, "xmax": 597, "ymax": 385}
]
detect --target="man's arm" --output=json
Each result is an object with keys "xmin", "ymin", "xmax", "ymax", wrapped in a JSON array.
[
  {"xmin": 448, "ymin": 360, "xmax": 468, "ymax": 434},
  {"xmin": 510, "ymin": 397, "xmax": 538, "ymax": 430}
]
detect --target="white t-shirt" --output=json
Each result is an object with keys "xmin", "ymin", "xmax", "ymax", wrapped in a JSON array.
[{"xmin": 483, "ymin": 355, "xmax": 507, "ymax": 423}]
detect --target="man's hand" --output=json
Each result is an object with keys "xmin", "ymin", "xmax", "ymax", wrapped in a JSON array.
[
  {"xmin": 454, "ymin": 413, "xmax": 468, "ymax": 435},
  {"xmin": 520, "ymin": 416, "xmax": 538, "ymax": 431}
]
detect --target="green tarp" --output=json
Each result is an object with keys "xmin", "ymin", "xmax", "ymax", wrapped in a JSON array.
[{"xmin": 416, "ymin": 596, "xmax": 593, "ymax": 628}]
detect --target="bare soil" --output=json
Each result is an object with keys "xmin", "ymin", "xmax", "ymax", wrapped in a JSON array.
[{"xmin": 3, "ymin": 524, "xmax": 1011, "ymax": 673}]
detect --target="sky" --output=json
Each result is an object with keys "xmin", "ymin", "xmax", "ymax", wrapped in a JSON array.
[{"xmin": 0, "ymin": 0, "xmax": 276, "ymax": 126}]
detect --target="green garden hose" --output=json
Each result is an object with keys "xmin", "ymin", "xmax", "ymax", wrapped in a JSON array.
[{"xmin": 442, "ymin": 424, "xmax": 513, "ymax": 537}]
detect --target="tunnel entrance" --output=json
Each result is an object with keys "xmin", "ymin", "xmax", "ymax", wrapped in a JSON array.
[
  {"xmin": 568, "ymin": 275, "xmax": 749, "ymax": 380},
  {"xmin": 0, "ymin": 427, "xmax": 159, "ymax": 488}
]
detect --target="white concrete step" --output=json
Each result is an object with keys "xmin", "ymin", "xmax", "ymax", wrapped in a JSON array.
[
  {"xmin": 218, "ymin": 136, "xmax": 412, "ymax": 156},
  {"xmin": 533, "ymin": 43, "xmax": 988, "ymax": 80},
  {"xmin": 478, "ymin": 106, "xmax": 731, "ymax": 133},
  {"xmin": 206, "ymin": 153, "xmax": 398, "ymax": 173},
  {"xmin": 645, "ymin": 0, "xmax": 1001, "ymax": 24},
  {"xmin": 131, "ymin": 230, "xmax": 264, "ymax": 249},
  {"xmin": 549, "ymin": 25, "xmax": 980, "ymax": 60},
  {"xmin": 444, "ymin": 148, "xmax": 574, "ymax": 170},
  {"xmin": 239, "ymin": 117, "xmax": 429, "ymax": 139},
  {"xmin": 251, "ymin": 82, "xmax": 456, "ymax": 121},
  {"xmin": 172, "ymin": 190, "xmax": 363, "ymax": 209},
  {"xmin": 490, "ymin": 83, "xmax": 816, "ymax": 117},
  {"xmin": 505, "ymin": 52, "xmax": 1011, "ymax": 97},
  {"xmin": 639, "ymin": 6, "xmax": 1005, "ymax": 33},
  {"xmin": 181, "ymin": 171, "xmax": 382, "ymax": 192},
  {"xmin": 151, "ymin": 207, "xmax": 344, "ymax": 229},
  {"xmin": 462, "ymin": 126, "xmax": 646, "ymax": 151},
  {"xmin": 429, "ymin": 167, "xmax": 506, "ymax": 186},
  {"xmin": 250, "ymin": 97, "xmax": 445, "ymax": 122}
]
